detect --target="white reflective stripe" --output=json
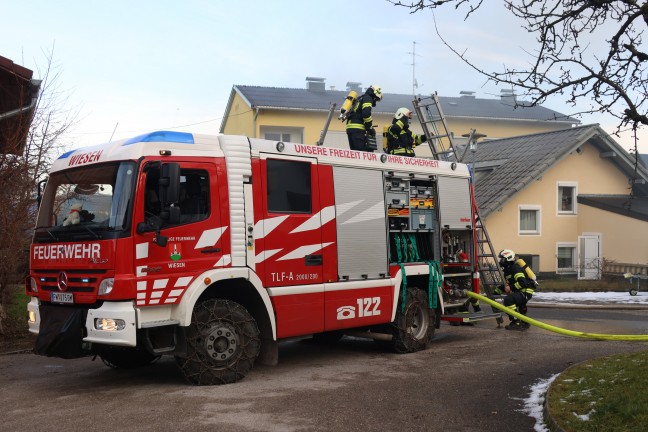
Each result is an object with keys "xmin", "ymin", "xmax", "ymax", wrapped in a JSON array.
[
  {"xmin": 290, "ymin": 205, "xmax": 335, "ymax": 233},
  {"xmin": 137, "ymin": 281, "xmax": 147, "ymax": 291},
  {"xmin": 136, "ymin": 266, "xmax": 147, "ymax": 277},
  {"xmin": 150, "ymin": 291, "xmax": 163, "ymax": 299},
  {"xmin": 195, "ymin": 227, "xmax": 227, "ymax": 249},
  {"xmin": 256, "ymin": 248, "xmax": 282, "ymax": 264},
  {"xmin": 336, "ymin": 199, "xmax": 363, "ymax": 216},
  {"xmin": 267, "ymin": 284, "xmax": 324, "ymax": 296},
  {"xmin": 168, "ymin": 289, "xmax": 184, "ymax": 297},
  {"xmin": 254, "ymin": 215, "xmax": 289, "ymax": 239},
  {"xmin": 277, "ymin": 242, "xmax": 333, "ymax": 261},
  {"xmin": 342, "ymin": 201, "xmax": 384, "ymax": 225},
  {"xmin": 174, "ymin": 277, "xmax": 192, "ymax": 287},
  {"xmin": 135, "ymin": 242, "xmax": 149, "ymax": 259},
  {"xmin": 214, "ymin": 254, "xmax": 232, "ymax": 267},
  {"xmin": 153, "ymin": 279, "xmax": 168, "ymax": 289}
]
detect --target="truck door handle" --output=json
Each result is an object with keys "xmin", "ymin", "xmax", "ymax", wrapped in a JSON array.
[
  {"xmin": 305, "ymin": 254, "xmax": 322, "ymax": 266},
  {"xmin": 200, "ymin": 248, "xmax": 221, "ymax": 254}
]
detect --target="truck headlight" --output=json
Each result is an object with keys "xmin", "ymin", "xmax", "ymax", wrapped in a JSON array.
[
  {"xmin": 27, "ymin": 277, "xmax": 38, "ymax": 293},
  {"xmin": 98, "ymin": 278, "xmax": 114, "ymax": 295},
  {"xmin": 28, "ymin": 310, "xmax": 37, "ymax": 323},
  {"xmin": 95, "ymin": 318, "xmax": 126, "ymax": 331}
]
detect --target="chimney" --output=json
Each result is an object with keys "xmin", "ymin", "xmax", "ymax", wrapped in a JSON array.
[
  {"xmin": 500, "ymin": 89, "xmax": 517, "ymax": 104},
  {"xmin": 346, "ymin": 81, "xmax": 362, "ymax": 93},
  {"xmin": 459, "ymin": 90, "xmax": 476, "ymax": 99},
  {"xmin": 306, "ymin": 77, "xmax": 326, "ymax": 92}
]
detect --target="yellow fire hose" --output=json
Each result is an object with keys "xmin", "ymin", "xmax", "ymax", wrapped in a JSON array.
[{"xmin": 466, "ymin": 291, "xmax": 648, "ymax": 341}]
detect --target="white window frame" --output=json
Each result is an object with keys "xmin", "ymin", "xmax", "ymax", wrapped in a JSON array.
[
  {"xmin": 557, "ymin": 181, "xmax": 577, "ymax": 215},
  {"xmin": 518, "ymin": 205, "xmax": 541, "ymax": 235},
  {"xmin": 260, "ymin": 126, "xmax": 304, "ymax": 144},
  {"xmin": 556, "ymin": 242, "xmax": 577, "ymax": 273}
]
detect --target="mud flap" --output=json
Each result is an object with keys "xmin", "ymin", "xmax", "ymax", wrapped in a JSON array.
[{"xmin": 34, "ymin": 304, "xmax": 89, "ymax": 359}]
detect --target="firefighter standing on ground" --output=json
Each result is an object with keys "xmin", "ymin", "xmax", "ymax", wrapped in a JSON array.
[
  {"xmin": 497, "ymin": 249, "xmax": 535, "ymax": 330},
  {"xmin": 386, "ymin": 107, "xmax": 426, "ymax": 157},
  {"xmin": 346, "ymin": 85, "xmax": 383, "ymax": 152}
]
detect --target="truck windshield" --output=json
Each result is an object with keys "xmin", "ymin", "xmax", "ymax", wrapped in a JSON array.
[{"xmin": 34, "ymin": 161, "xmax": 136, "ymax": 242}]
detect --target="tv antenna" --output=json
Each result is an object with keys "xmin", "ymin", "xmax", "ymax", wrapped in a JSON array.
[{"xmin": 407, "ymin": 41, "xmax": 422, "ymax": 96}]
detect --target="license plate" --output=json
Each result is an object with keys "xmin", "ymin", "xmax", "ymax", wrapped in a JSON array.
[{"xmin": 51, "ymin": 292, "xmax": 74, "ymax": 304}]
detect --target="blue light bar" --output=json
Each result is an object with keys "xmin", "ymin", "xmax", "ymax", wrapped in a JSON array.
[
  {"xmin": 122, "ymin": 131, "xmax": 195, "ymax": 146},
  {"xmin": 57, "ymin": 149, "xmax": 77, "ymax": 159}
]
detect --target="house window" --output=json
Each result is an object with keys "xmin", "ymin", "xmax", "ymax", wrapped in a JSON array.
[
  {"xmin": 519, "ymin": 205, "xmax": 541, "ymax": 235},
  {"xmin": 266, "ymin": 159, "xmax": 312, "ymax": 213},
  {"xmin": 557, "ymin": 182, "xmax": 577, "ymax": 214},
  {"xmin": 557, "ymin": 244, "xmax": 577, "ymax": 273},
  {"xmin": 261, "ymin": 126, "xmax": 303, "ymax": 144}
]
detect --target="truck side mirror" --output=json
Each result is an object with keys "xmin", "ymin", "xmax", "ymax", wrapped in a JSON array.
[
  {"xmin": 160, "ymin": 205, "xmax": 181, "ymax": 225},
  {"xmin": 159, "ymin": 163, "xmax": 180, "ymax": 205}
]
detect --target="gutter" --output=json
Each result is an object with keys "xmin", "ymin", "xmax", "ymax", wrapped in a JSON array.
[{"xmin": 0, "ymin": 79, "xmax": 42, "ymax": 121}]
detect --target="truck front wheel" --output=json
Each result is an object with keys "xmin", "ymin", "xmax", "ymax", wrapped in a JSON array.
[
  {"xmin": 391, "ymin": 287, "xmax": 435, "ymax": 353},
  {"xmin": 176, "ymin": 299, "xmax": 261, "ymax": 385}
]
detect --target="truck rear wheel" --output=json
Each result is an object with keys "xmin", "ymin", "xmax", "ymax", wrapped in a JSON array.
[
  {"xmin": 99, "ymin": 347, "xmax": 160, "ymax": 369},
  {"xmin": 391, "ymin": 287, "xmax": 435, "ymax": 353},
  {"xmin": 176, "ymin": 299, "xmax": 260, "ymax": 385}
]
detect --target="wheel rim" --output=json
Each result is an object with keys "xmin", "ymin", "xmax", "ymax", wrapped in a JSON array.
[
  {"xmin": 408, "ymin": 303, "xmax": 429, "ymax": 340},
  {"xmin": 204, "ymin": 323, "xmax": 240, "ymax": 363}
]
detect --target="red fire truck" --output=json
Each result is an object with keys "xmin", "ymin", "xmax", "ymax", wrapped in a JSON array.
[{"xmin": 26, "ymin": 131, "xmax": 484, "ymax": 385}]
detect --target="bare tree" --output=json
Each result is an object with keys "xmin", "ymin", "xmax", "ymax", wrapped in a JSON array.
[
  {"xmin": 0, "ymin": 50, "xmax": 77, "ymax": 336},
  {"xmin": 389, "ymin": 0, "xmax": 648, "ymax": 139}
]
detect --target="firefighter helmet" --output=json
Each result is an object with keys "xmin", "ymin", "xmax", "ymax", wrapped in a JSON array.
[
  {"xmin": 394, "ymin": 107, "xmax": 412, "ymax": 120},
  {"xmin": 369, "ymin": 85, "xmax": 383, "ymax": 101},
  {"xmin": 498, "ymin": 249, "xmax": 516, "ymax": 266}
]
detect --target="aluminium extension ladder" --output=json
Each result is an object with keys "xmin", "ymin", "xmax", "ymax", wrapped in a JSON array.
[{"xmin": 412, "ymin": 93, "xmax": 459, "ymax": 162}]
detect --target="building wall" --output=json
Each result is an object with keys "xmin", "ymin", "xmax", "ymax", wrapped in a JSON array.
[
  {"xmin": 484, "ymin": 141, "xmax": 637, "ymax": 273},
  {"xmin": 577, "ymin": 204, "xmax": 648, "ymax": 266},
  {"xmin": 221, "ymin": 93, "xmax": 256, "ymax": 138}
]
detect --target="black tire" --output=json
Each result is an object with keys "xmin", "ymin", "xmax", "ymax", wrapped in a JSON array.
[
  {"xmin": 390, "ymin": 287, "xmax": 435, "ymax": 353},
  {"xmin": 630, "ymin": 288, "xmax": 639, "ymax": 296},
  {"xmin": 176, "ymin": 299, "xmax": 260, "ymax": 385},
  {"xmin": 99, "ymin": 347, "xmax": 160, "ymax": 369}
]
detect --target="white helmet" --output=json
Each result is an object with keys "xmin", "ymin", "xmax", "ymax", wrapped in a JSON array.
[
  {"xmin": 498, "ymin": 249, "xmax": 516, "ymax": 265},
  {"xmin": 369, "ymin": 85, "xmax": 383, "ymax": 101},
  {"xmin": 394, "ymin": 107, "xmax": 412, "ymax": 120}
]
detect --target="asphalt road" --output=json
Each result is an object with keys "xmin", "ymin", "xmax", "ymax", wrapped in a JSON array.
[{"xmin": 2, "ymin": 307, "xmax": 647, "ymax": 432}]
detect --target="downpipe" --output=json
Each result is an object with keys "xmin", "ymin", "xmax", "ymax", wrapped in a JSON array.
[{"xmin": 466, "ymin": 291, "xmax": 648, "ymax": 341}]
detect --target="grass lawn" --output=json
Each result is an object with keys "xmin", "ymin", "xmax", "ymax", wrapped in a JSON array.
[
  {"xmin": 547, "ymin": 350, "xmax": 648, "ymax": 432},
  {"xmin": 539, "ymin": 278, "xmax": 634, "ymax": 292},
  {"xmin": 1, "ymin": 285, "xmax": 35, "ymax": 352}
]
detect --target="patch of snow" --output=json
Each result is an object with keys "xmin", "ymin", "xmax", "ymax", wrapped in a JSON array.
[
  {"xmin": 573, "ymin": 409, "xmax": 595, "ymax": 421},
  {"xmin": 532, "ymin": 291, "xmax": 648, "ymax": 304},
  {"xmin": 520, "ymin": 374, "xmax": 559, "ymax": 432}
]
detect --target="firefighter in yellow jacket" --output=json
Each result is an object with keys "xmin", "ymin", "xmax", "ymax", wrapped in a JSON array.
[
  {"xmin": 386, "ymin": 107, "xmax": 426, "ymax": 157},
  {"xmin": 346, "ymin": 85, "xmax": 383, "ymax": 152}
]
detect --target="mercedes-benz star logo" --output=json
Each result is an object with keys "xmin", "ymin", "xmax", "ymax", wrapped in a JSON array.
[{"xmin": 57, "ymin": 271, "xmax": 69, "ymax": 292}]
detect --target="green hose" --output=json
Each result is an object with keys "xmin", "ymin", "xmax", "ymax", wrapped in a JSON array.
[{"xmin": 466, "ymin": 291, "xmax": 648, "ymax": 341}]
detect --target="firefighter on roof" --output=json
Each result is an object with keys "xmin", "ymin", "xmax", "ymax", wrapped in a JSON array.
[
  {"xmin": 346, "ymin": 85, "xmax": 383, "ymax": 152},
  {"xmin": 386, "ymin": 107, "xmax": 426, "ymax": 157},
  {"xmin": 497, "ymin": 249, "xmax": 535, "ymax": 331}
]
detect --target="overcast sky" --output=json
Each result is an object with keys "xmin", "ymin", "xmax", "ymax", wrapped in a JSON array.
[{"xmin": 4, "ymin": 0, "xmax": 646, "ymax": 153}]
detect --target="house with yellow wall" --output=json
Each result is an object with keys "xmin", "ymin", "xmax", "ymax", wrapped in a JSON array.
[
  {"xmin": 219, "ymin": 78, "xmax": 648, "ymax": 279},
  {"xmin": 220, "ymin": 77, "xmax": 579, "ymax": 155},
  {"xmin": 475, "ymin": 124, "xmax": 648, "ymax": 279}
]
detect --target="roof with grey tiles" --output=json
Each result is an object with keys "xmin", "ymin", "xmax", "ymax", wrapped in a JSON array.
[
  {"xmin": 471, "ymin": 124, "xmax": 648, "ymax": 218},
  {"xmin": 231, "ymin": 85, "xmax": 579, "ymax": 123}
]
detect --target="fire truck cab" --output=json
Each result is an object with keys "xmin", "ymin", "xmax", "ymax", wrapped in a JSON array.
[{"xmin": 27, "ymin": 131, "xmax": 479, "ymax": 384}]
